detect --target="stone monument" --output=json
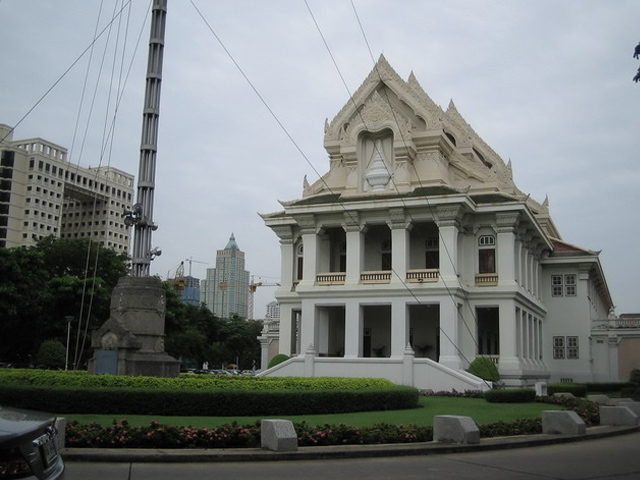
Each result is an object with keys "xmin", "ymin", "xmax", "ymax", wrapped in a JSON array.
[
  {"xmin": 88, "ymin": 0, "xmax": 178, "ymax": 377},
  {"xmin": 88, "ymin": 276, "xmax": 179, "ymax": 376}
]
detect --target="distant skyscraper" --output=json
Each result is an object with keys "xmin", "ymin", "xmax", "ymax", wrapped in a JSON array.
[
  {"xmin": 201, "ymin": 233, "xmax": 250, "ymax": 318},
  {"xmin": 265, "ymin": 301, "xmax": 280, "ymax": 320}
]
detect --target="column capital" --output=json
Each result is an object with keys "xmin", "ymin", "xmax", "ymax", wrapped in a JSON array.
[
  {"xmin": 295, "ymin": 214, "xmax": 316, "ymax": 235},
  {"xmin": 436, "ymin": 205, "xmax": 463, "ymax": 228},
  {"xmin": 388, "ymin": 207, "xmax": 412, "ymax": 230},
  {"xmin": 271, "ymin": 225, "xmax": 294, "ymax": 244},
  {"xmin": 342, "ymin": 211, "xmax": 364, "ymax": 232},
  {"xmin": 495, "ymin": 212, "xmax": 521, "ymax": 233}
]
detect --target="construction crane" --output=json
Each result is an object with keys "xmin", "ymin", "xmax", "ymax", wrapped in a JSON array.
[
  {"xmin": 185, "ymin": 256, "xmax": 208, "ymax": 276},
  {"xmin": 218, "ymin": 275, "xmax": 280, "ymax": 320},
  {"xmin": 170, "ymin": 261, "xmax": 186, "ymax": 294}
]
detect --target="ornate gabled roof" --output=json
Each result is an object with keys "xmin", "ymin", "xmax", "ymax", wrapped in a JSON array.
[
  {"xmin": 549, "ymin": 238, "xmax": 599, "ymax": 257},
  {"xmin": 324, "ymin": 54, "xmax": 444, "ymax": 143}
]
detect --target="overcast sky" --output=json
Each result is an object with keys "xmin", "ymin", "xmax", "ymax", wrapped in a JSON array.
[{"xmin": 2, "ymin": 0, "xmax": 639, "ymax": 316}]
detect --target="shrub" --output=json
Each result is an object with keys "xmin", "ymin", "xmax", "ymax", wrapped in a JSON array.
[
  {"xmin": 629, "ymin": 369, "xmax": 640, "ymax": 385},
  {"xmin": 538, "ymin": 395, "xmax": 600, "ymax": 425},
  {"xmin": 466, "ymin": 357, "xmax": 500, "ymax": 382},
  {"xmin": 583, "ymin": 381, "xmax": 636, "ymax": 393},
  {"xmin": 484, "ymin": 388, "xmax": 536, "ymax": 403},
  {"xmin": 547, "ymin": 383, "xmax": 587, "ymax": 397},
  {"xmin": 267, "ymin": 354, "xmax": 290, "ymax": 369},
  {"xmin": 35, "ymin": 339, "xmax": 66, "ymax": 370},
  {"xmin": 620, "ymin": 387, "xmax": 640, "ymax": 400}
]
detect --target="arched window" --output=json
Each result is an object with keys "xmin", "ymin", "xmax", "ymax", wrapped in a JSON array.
[
  {"xmin": 478, "ymin": 235, "xmax": 496, "ymax": 274},
  {"xmin": 296, "ymin": 244, "xmax": 304, "ymax": 280}
]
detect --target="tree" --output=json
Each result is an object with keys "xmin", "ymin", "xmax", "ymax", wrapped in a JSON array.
[
  {"xmin": 211, "ymin": 317, "xmax": 263, "ymax": 370},
  {"xmin": 0, "ymin": 237, "xmax": 130, "ymax": 364},
  {"xmin": 35, "ymin": 339, "xmax": 66, "ymax": 369}
]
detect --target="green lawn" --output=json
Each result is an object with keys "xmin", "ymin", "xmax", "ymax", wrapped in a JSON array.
[{"xmin": 61, "ymin": 396, "xmax": 562, "ymax": 428}]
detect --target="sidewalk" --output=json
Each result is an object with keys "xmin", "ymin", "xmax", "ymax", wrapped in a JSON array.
[{"xmin": 61, "ymin": 425, "xmax": 640, "ymax": 463}]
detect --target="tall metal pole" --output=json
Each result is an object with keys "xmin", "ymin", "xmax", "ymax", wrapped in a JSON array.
[{"xmin": 128, "ymin": 0, "xmax": 167, "ymax": 277}]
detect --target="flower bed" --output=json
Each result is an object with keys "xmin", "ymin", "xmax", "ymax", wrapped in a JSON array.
[{"xmin": 63, "ymin": 393, "xmax": 602, "ymax": 449}]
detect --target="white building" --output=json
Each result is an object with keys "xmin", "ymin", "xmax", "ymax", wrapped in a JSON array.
[
  {"xmin": 259, "ymin": 56, "xmax": 629, "ymax": 391},
  {"xmin": 0, "ymin": 124, "xmax": 134, "ymax": 252}
]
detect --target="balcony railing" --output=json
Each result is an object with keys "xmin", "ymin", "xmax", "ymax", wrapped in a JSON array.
[
  {"xmin": 316, "ymin": 273, "xmax": 346, "ymax": 285},
  {"xmin": 406, "ymin": 269, "xmax": 439, "ymax": 283},
  {"xmin": 593, "ymin": 318, "xmax": 640, "ymax": 329},
  {"xmin": 360, "ymin": 271, "xmax": 391, "ymax": 283},
  {"xmin": 475, "ymin": 273, "xmax": 499, "ymax": 286}
]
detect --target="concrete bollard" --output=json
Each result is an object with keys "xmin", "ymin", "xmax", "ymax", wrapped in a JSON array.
[
  {"xmin": 612, "ymin": 400, "xmax": 640, "ymax": 417},
  {"xmin": 55, "ymin": 417, "xmax": 66, "ymax": 450},
  {"xmin": 433, "ymin": 415, "xmax": 480, "ymax": 444},
  {"xmin": 542, "ymin": 410, "xmax": 586, "ymax": 435},
  {"xmin": 552, "ymin": 392, "xmax": 575, "ymax": 399},
  {"xmin": 261, "ymin": 419, "xmax": 298, "ymax": 452},
  {"xmin": 535, "ymin": 382, "xmax": 548, "ymax": 397},
  {"xmin": 587, "ymin": 394, "xmax": 611, "ymax": 405},
  {"xmin": 599, "ymin": 406, "xmax": 639, "ymax": 426}
]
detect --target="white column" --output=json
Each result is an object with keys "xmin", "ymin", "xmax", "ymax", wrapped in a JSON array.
[
  {"xmin": 439, "ymin": 299, "xmax": 462, "ymax": 370},
  {"xmin": 300, "ymin": 299, "xmax": 316, "ymax": 355},
  {"xmin": 344, "ymin": 300, "xmax": 361, "ymax": 358},
  {"xmin": 344, "ymin": 226, "xmax": 364, "ymax": 285},
  {"xmin": 498, "ymin": 300, "xmax": 520, "ymax": 373},
  {"xmin": 436, "ymin": 206, "xmax": 462, "ymax": 284},
  {"xmin": 390, "ymin": 225, "xmax": 409, "ymax": 285},
  {"xmin": 299, "ymin": 231, "xmax": 318, "ymax": 288},
  {"xmin": 496, "ymin": 213, "xmax": 519, "ymax": 286},
  {"xmin": 278, "ymin": 304, "xmax": 293, "ymax": 356},
  {"xmin": 388, "ymin": 208, "xmax": 410, "ymax": 285},
  {"xmin": 279, "ymin": 241, "xmax": 294, "ymax": 291},
  {"xmin": 390, "ymin": 299, "xmax": 408, "ymax": 357}
]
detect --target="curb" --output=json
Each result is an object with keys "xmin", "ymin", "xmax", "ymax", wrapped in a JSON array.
[{"xmin": 61, "ymin": 425, "xmax": 640, "ymax": 463}]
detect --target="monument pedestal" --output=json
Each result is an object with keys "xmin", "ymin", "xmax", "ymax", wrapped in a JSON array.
[{"xmin": 88, "ymin": 276, "xmax": 180, "ymax": 377}]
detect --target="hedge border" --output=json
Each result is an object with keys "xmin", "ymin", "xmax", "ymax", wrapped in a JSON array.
[{"xmin": 0, "ymin": 384, "xmax": 419, "ymax": 416}]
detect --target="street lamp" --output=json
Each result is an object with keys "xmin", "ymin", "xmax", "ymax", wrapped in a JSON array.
[{"xmin": 65, "ymin": 316, "xmax": 74, "ymax": 371}]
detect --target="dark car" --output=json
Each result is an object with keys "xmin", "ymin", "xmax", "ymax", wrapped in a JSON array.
[{"xmin": 0, "ymin": 406, "xmax": 64, "ymax": 479}]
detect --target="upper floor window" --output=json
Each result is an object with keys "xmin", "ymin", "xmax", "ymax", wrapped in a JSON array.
[
  {"xmin": 425, "ymin": 237, "xmax": 439, "ymax": 269},
  {"xmin": 296, "ymin": 244, "xmax": 304, "ymax": 281},
  {"xmin": 553, "ymin": 335, "xmax": 579, "ymax": 359},
  {"xmin": 478, "ymin": 235, "xmax": 496, "ymax": 274},
  {"xmin": 551, "ymin": 274, "xmax": 576, "ymax": 297},
  {"xmin": 339, "ymin": 242, "xmax": 346, "ymax": 272},
  {"xmin": 381, "ymin": 239, "xmax": 391, "ymax": 271}
]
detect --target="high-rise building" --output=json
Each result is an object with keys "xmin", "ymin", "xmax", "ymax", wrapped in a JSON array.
[
  {"xmin": 265, "ymin": 301, "xmax": 280, "ymax": 320},
  {"xmin": 201, "ymin": 233, "xmax": 250, "ymax": 318},
  {"xmin": 0, "ymin": 124, "xmax": 134, "ymax": 251}
]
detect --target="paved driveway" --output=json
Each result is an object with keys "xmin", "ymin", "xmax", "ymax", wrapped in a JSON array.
[{"xmin": 64, "ymin": 430, "xmax": 640, "ymax": 480}]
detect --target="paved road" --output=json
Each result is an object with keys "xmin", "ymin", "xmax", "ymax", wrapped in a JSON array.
[{"xmin": 64, "ymin": 431, "xmax": 640, "ymax": 480}]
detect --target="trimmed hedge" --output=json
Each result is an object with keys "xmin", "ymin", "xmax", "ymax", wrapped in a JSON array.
[
  {"xmin": 484, "ymin": 388, "xmax": 536, "ymax": 403},
  {"xmin": 547, "ymin": 383, "xmax": 587, "ymax": 398},
  {"xmin": 620, "ymin": 388, "xmax": 640, "ymax": 400},
  {"xmin": 0, "ymin": 369, "xmax": 394, "ymax": 391},
  {"xmin": 0, "ymin": 384, "xmax": 419, "ymax": 416},
  {"xmin": 584, "ymin": 382, "xmax": 637, "ymax": 393}
]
